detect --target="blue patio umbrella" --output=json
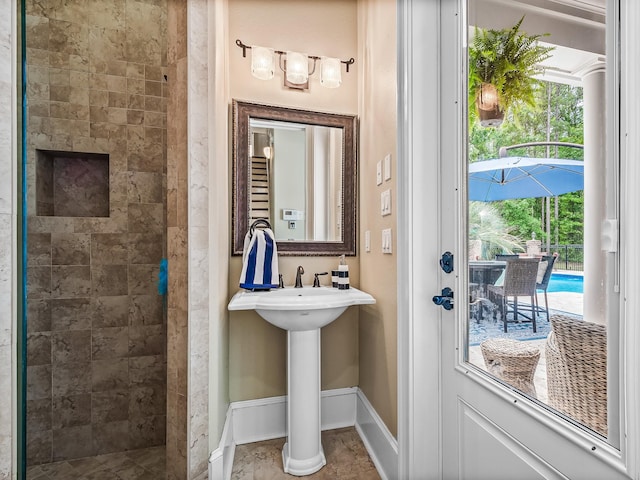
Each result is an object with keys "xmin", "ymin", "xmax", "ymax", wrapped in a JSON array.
[{"xmin": 468, "ymin": 156, "xmax": 584, "ymax": 202}]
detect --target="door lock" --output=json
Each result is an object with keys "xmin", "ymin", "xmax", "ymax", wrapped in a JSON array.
[
  {"xmin": 432, "ymin": 287, "xmax": 454, "ymax": 310},
  {"xmin": 439, "ymin": 251, "xmax": 454, "ymax": 273}
]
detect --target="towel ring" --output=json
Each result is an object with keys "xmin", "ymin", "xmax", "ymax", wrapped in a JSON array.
[{"xmin": 249, "ymin": 218, "xmax": 272, "ymax": 238}]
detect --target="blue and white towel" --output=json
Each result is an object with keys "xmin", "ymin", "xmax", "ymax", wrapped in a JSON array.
[{"xmin": 239, "ymin": 227, "xmax": 279, "ymax": 290}]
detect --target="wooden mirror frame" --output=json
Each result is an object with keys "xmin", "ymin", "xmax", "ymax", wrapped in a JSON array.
[{"xmin": 232, "ymin": 100, "xmax": 358, "ymax": 256}]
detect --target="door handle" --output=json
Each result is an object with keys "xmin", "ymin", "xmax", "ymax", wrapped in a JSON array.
[{"xmin": 432, "ymin": 287, "xmax": 454, "ymax": 310}]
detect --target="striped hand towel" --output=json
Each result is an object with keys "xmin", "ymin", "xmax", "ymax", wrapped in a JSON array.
[{"xmin": 239, "ymin": 227, "xmax": 279, "ymax": 290}]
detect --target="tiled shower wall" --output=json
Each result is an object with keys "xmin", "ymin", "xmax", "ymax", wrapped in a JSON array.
[{"xmin": 24, "ymin": 0, "xmax": 167, "ymax": 464}]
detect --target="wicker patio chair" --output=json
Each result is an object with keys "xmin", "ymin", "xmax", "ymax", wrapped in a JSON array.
[
  {"xmin": 546, "ymin": 314, "xmax": 607, "ymax": 436},
  {"xmin": 487, "ymin": 257, "xmax": 540, "ymax": 333},
  {"xmin": 534, "ymin": 253, "xmax": 558, "ymax": 320},
  {"xmin": 481, "ymin": 338, "xmax": 541, "ymax": 397}
]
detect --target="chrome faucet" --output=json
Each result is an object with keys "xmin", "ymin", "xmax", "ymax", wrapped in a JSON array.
[{"xmin": 294, "ymin": 266, "xmax": 304, "ymax": 288}]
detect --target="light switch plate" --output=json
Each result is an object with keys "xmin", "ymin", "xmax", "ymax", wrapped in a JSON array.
[
  {"xmin": 365, "ymin": 230, "xmax": 371, "ymax": 252},
  {"xmin": 376, "ymin": 161, "xmax": 382, "ymax": 185},
  {"xmin": 381, "ymin": 189, "xmax": 391, "ymax": 216},
  {"xmin": 382, "ymin": 228, "xmax": 392, "ymax": 254},
  {"xmin": 384, "ymin": 154, "xmax": 391, "ymax": 181}
]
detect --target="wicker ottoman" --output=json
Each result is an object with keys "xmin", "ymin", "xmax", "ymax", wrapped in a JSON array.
[{"xmin": 480, "ymin": 338, "xmax": 541, "ymax": 397}]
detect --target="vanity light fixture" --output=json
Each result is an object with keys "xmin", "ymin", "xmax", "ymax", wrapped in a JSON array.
[
  {"xmin": 251, "ymin": 46, "xmax": 275, "ymax": 80},
  {"xmin": 236, "ymin": 39, "xmax": 354, "ymax": 91}
]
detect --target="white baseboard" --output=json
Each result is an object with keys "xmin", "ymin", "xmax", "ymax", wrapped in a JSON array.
[
  {"xmin": 208, "ymin": 406, "xmax": 235, "ymax": 480},
  {"xmin": 208, "ymin": 387, "xmax": 398, "ymax": 480},
  {"xmin": 355, "ymin": 389, "xmax": 399, "ymax": 480}
]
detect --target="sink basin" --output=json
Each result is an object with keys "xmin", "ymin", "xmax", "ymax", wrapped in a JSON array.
[
  {"xmin": 228, "ymin": 285, "xmax": 375, "ymax": 476},
  {"xmin": 228, "ymin": 286, "xmax": 375, "ymax": 331}
]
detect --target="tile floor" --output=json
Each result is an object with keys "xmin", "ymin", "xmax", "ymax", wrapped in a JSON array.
[
  {"xmin": 26, "ymin": 445, "xmax": 165, "ymax": 480},
  {"xmin": 231, "ymin": 427, "xmax": 381, "ymax": 480}
]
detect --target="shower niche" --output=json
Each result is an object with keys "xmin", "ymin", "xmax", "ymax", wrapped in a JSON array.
[{"xmin": 36, "ymin": 150, "xmax": 110, "ymax": 218}]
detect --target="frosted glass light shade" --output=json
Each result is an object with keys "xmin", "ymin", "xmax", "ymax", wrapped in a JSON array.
[
  {"xmin": 251, "ymin": 46, "xmax": 275, "ymax": 80},
  {"xmin": 320, "ymin": 57, "xmax": 342, "ymax": 88},
  {"xmin": 286, "ymin": 51, "xmax": 309, "ymax": 85}
]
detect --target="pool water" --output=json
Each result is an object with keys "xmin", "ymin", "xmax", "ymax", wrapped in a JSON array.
[{"xmin": 546, "ymin": 273, "xmax": 584, "ymax": 293}]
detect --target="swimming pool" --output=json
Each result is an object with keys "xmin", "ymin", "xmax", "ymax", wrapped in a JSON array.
[{"xmin": 547, "ymin": 273, "xmax": 584, "ymax": 293}]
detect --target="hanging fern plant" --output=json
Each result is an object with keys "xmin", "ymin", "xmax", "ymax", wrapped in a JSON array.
[{"xmin": 469, "ymin": 16, "xmax": 554, "ymax": 127}]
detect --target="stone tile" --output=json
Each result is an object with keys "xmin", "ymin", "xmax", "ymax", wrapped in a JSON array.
[
  {"xmin": 92, "ymin": 358, "xmax": 129, "ymax": 392},
  {"xmin": 128, "ymin": 234, "xmax": 163, "ymax": 265},
  {"xmin": 230, "ymin": 428, "xmax": 382, "ymax": 480},
  {"xmin": 92, "ymin": 265, "xmax": 128, "ymax": 296},
  {"xmin": 91, "ymin": 233, "xmax": 128, "ymax": 265},
  {"xmin": 128, "ymin": 203, "xmax": 163, "ymax": 233},
  {"xmin": 52, "ymin": 425, "xmax": 94, "ymax": 462},
  {"xmin": 92, "ymin": 295, "xmax": 129, "ymax": 328},
  {"xmin": 27, "ymin": 332, "xmax": 51, "ymax": 366},
  {"xmin": 52, "ymin": 361, "xmax": 91, "ymax": 397},
  {"xmin": 51, "ymin": 265, "xmax": 91, "ymax": 298},
  {"xmin": 92, "ymin": 390, "xmax": 130, "ymax": 424},
  {"xmin": 94, "ymin": 420, "xmax": 130, "ymax": 455},
  {"xmin": 128, "ymin": 264, "xmax": 160, "ymax": 296},
  {"xmin": 127, "ymin": 172, "xmax": 163, "ymax": 203},
  {"xmin": 27, "ymin": 364, "xmax": 52, "ymax": 401},
  {"xmin": 129, "ymin": 384, "xmax": 165, "ymax": 417},
  {"xmin": 27, "ymin": 299, "xmax": 52, "ymax": 333},
  {"xmin": 111, "ymin": 462, "xmax": 156, "ymax": 480},
  {"xmin": 26, "ymin": 397, "xmax": 52, "ymax": 433},
  {"xmin": 129, "ymin": 415, "xmax": 165, "ymax": 450},
  {"xmin": 26, "ymin": 464, "xmax": 49, "ymax": 480},
  {"xmin": 129, "ymin": 324, "xmax": 164, "ymax": 356},
  {"xmin": 65, "ymin": 454, "xmax": 105, "ymax": 476},
  {"xmin": 51, "ymin": 156, "xmax": 109, "ymax": 218},
  {"xmin": 50, "ymin": 298, "xmax": 92, "ymax": 331},
  {"xmin": 129, "ymin": 355, "xmax": 165, "ymax": 385},
  {"xmin": 27, "ymin": 232, "xmax": 51, "ymax": 266},
  {"xmin": 27, "ymin": 266, "xmax": 51, "ymax": 299},
  {"xmin": 129, "ymin": 294, "xmax": 163, "ymax": 326},
  {"xmin": 51, "ymin": 330, "xmax": 91, "ymax": 364},
  {"xmin": 52, "ymin": 393, "xmax": 92, "ymax": 429},
  {"xmin": 51, "ymin": 233, "xmax": 90, "ymax": 265},
  {"xmin": 39, "ymin": 459, "xmax": 79, "ymax": 479},
  {"xmin": 26, "ymin": 428, "xmax": 52, "ymax": 466},
  {"xmin": 92, "ymin": 326, "xmax": 129, "ymax": 360}
]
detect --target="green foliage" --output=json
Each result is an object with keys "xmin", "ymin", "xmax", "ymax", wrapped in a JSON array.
[
  {"xmin": 469, "ymin": 82, "xmax": 585, "ymax": 247},
  {"xmin": 469, "ymin": 202, "xmax": 524, "ymax": 259},
  {"xmin": 469, "ymin": 16, "xmax": 554, "ymax": 126}
]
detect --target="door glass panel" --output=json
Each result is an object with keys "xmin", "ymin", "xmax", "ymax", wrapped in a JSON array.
[{"xmin": 465, "ymin": 0, "xmax": 615, "ymax": 442}]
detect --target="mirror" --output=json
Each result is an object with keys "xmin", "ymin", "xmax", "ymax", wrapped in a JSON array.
[{"xmin": 232, "ymin": 100, "xmax": 358, "ymax": 256}]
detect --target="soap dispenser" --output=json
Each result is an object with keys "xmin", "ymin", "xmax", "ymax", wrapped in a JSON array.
[{"xmin": 337, "ymin": 255, "xmax": 349, "ymax": 290}]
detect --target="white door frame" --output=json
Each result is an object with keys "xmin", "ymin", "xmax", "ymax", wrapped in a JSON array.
[{"xmin": 397, "ymin": 0, "xmax": 640, "ymax": 478}]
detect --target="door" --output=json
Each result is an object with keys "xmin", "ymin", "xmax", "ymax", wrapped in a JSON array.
[{"xmin": 398, "ymin": 0, "xmax": 640, "ymax": 478}]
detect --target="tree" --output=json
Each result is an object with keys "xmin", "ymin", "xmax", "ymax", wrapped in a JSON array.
[{"xmin": 469, "ymin": 81, "xmax": 584, "ymax": 248}]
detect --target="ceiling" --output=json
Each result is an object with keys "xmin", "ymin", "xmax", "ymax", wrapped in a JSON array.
[{"xmin": 472, "ymin": 0, "xmax": 608, "ymax": 85}]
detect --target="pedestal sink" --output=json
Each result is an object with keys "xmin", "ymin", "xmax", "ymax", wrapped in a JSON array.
[{"xmin": 228, "ymin": 286, "xmax": 375, "ymax": 476}]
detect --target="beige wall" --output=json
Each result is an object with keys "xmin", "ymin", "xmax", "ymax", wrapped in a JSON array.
[
  {"xmin": 227, "ymin": 0, "xmax": 361, "ymax": 401},
  {"xmin": 226, "ymin": 0, "xmax": 399, "ymax": 440},
  {"xmin": 358, "ymin": 0, "xmax": 398, "ymax": 437}
]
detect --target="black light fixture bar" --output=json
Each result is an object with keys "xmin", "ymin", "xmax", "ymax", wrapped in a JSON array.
[{"xmin": 235, "ymin": 39, "xmax": 355, "ymax": 72}]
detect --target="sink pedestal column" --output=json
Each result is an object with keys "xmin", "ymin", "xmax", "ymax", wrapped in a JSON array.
[{"xmin": 282, "ymin": 328, "xmax": 326, "ymax": 476}]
